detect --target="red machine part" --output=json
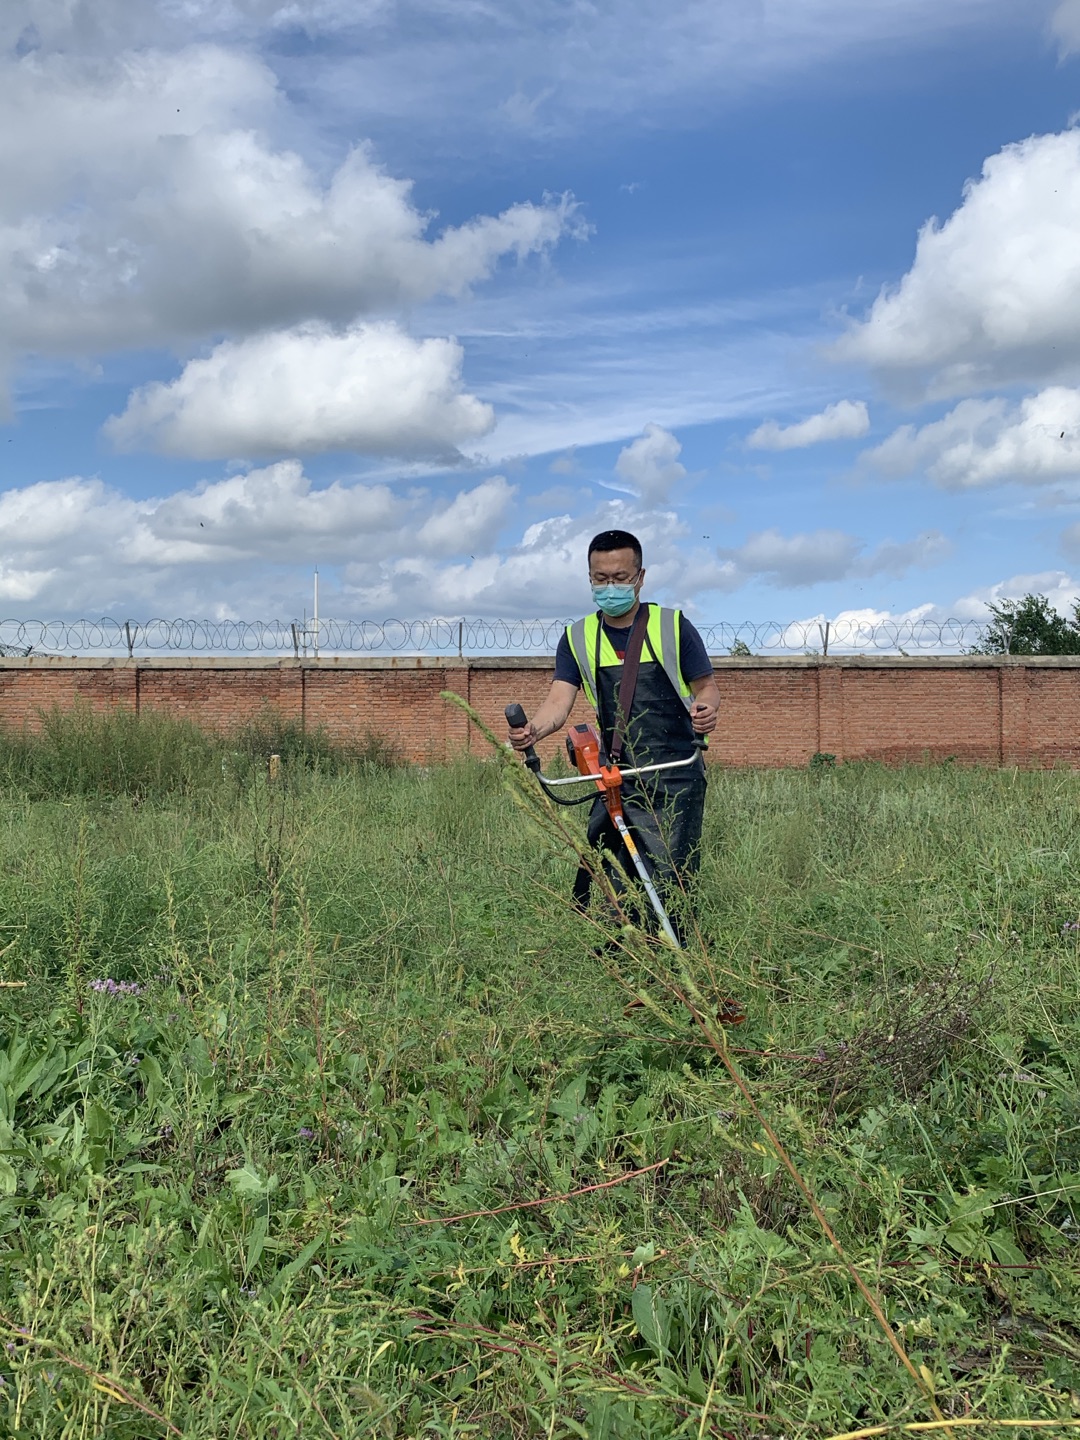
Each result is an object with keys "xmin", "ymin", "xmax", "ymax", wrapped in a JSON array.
[{"xmin": 565, "ymin": 724, "xmax": 624, "ymax": 822}]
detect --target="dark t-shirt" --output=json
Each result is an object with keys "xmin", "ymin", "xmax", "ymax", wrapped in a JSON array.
[{"xmin": 554, "ymin": 609, "xmax": 713, "ymax": 689}]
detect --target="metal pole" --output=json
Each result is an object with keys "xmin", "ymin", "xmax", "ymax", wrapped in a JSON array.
[
  {"xmin": 611, "ymin": 813, "xmax": 681, "ymax": 949},
  {"xmin": 124, "ymin": 621, "xmax": 135, "ymax": 658},
  {"xmin": 818, "ymin": 620, "xmax": 830, "ymax": 656},
  {"xmin": 458, "ymin": 619, "xmax": 464, "ymax": 659},
  {"xmin": 291, "ymin": 623, "xmax": 300, "ymax": 660},
  {"xmin": 313, "ymin": 568, "xmax": 319, "ymax": 660}
]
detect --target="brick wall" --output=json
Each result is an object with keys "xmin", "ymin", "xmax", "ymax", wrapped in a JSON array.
[{"xmin": 3, "ymin": 654, "xmax": 1080, "ymax": 767}]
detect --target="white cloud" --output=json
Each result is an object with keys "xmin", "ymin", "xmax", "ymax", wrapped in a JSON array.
[
  {"xmin": 867, "ymin": 531, "xmax": 952, "ymax": 576},
  {"xmin": 771, "ymin": 604, "xmax": 941, "ymax": 651},
  {"xmin": 0, "ymin": 462, "xmax": 517, "ymax": 612},
  {"xmin": 414, "ymin": 477, "xmax": 514, "ymax": 557},
  {"xmin": 613, "ymin": 424, "xmax": 686, "ymax": 505},
  {"xmin": 746, "ymin": 399, "xmax": 869, "ymax": 450},
  {"xmin": 765, "ymin": 578, "xmax": 1080, "ymax": 652},
  {"xmin": 463, "ymin": 291, "xmax": 824, "ymax": 464},
  {"xmin": 714, "ymin": 527, "xmax": 949, "ymax": 589},
  {"xmin": 950, "ymin": 569, "xmax": 1080, "ymax": 621},
  {"xmin": 0, "ymin": 1, "xmax": 334, "ymax": 51},
  {"xmin": 0, "ymin": 45, "xmax": 577, "ymax": 365},
  {"xmin": 140, "ymin": 464, "xmax": 406, "ymax": 564},
  {"xmin": 273, "ymin": 0, "xmax": 1023, "ymax": 159},
  {"xmin": 346, "ymin": 512, "xmax": 591, "ymax": 619},
  {"xmin": 0, "ymin": 457, "xmax": 974, "ymax": 623},
  {"xmin": 341, "ymin": 498, "xmax": 706, "ymax": 619},
  {"xmin": 105, "ymin": 322, "xmax": 494, "ymax": 460},
  {"xmin": 439, "ymin": 514, "xmax": 949, "ymax": 610},
  {"xmin": 0, "ymin": 564, "xmax": 52, "ymax": 604},
  {"xmin": 3, "ymin": 1, "xmax": 1022, "ymax": 127},
  {"xmin": 716, "ymin": 528, "xmax": 861, "ymax": 588},
  {"xmin": 834, "ymin": 129, "xmax": 1080, "ymax": 396},
  {"xmin": 1050, "ymin": 1, "xmax": 1080, "ymax": 56},
  {"xmin": 864, "ymin": 387, "xmax": 1080, "ymax": 488}
]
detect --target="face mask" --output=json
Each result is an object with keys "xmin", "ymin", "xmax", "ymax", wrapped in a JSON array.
[{"xmin": 591, "ymin": 583, "xmax": 637, "ymax": 618}]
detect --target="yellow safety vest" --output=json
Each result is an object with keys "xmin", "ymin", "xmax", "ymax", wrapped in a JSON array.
[{"xmin": 565, "ymin": 605, "xmax": 692, "ymax": 713}]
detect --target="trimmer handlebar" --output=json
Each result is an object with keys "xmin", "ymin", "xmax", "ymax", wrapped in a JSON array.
[
  {"xmin": 504, "ymin": 702, "xmax": 541, "ymax": 773},
  {"xmin": 505, "ymin": 700, "xmax": 707, "ymax": 790},
  {"xmin": 539, "ymin": 751, "xmax": 702, "ymax": 786}
]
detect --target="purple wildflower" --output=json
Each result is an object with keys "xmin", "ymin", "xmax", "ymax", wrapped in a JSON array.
[
  {"xmin": 90, "ymin": 978, "xmax": 142, "ymax": 996},
  {"xmin": 298, "ymin": 1127, "xmax": 315, "ymax": 1140}
]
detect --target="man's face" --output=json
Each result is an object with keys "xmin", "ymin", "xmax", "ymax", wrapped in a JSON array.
[{"xmin": 589, "ymin": 547, "xmax": 644, "ymax": 594}]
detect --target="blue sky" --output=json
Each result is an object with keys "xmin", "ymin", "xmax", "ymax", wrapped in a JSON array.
[{"xmin": 4, "ymin": 0, "xmax": 1080, "ymax": 633}]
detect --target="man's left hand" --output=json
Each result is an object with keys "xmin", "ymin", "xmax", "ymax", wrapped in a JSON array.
[{"xmin": 690, "ymin": 699, "xmax": 717, "ymax": 734}]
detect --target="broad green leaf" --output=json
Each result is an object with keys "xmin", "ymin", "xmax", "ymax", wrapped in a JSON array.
[
  {"xmin": 226, "ymin": 1164, "xmax": 277, "ymax": 1202},
  {"xmin": 632, "ymin": 1282, "xmax": 664, "ymax": 1357},
  {"xmin": 245, "ymin": 1213, "xmax": 269, "ymax": 1276}
]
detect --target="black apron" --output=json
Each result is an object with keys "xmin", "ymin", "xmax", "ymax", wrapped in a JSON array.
[{"xmin": 573, "ymin": 617, "xmax": 707, "ymax": 941}]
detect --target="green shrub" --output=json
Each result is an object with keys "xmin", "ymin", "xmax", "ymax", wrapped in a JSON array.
[
  {"xmin": 0, "ymin": 705, "xmax": 218, "ymax": 798},
  {"xmin": 0, "ymin": 703, "xmax": 402, "ymax": 801}
]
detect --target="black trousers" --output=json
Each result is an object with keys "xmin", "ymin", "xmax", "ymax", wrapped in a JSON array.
[{"xmin": 573, "ymin": 777, "xmax": 706, "ymax": 942}]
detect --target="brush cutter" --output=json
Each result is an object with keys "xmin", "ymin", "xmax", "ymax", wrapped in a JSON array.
[{"xmin": 504, "ymin": 702, "xmax": 706, "ymax": 950}]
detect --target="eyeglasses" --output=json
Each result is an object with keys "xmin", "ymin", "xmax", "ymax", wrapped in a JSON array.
[{"xmin": 589, "ymin": 567, "xmax": 641, "ymax": 586}]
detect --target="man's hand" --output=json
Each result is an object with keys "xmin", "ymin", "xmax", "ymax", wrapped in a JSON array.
[
  {"xmin": 507, "ymin": 680, "xmax": 578, "ymax": 753},
  {"xmin": 508, "ymin": 720, "xmax": 538, "ymax": 751},
  {"xmin": 690, "ymin": 699, "xmax": 718, "ymax": 734},
  {"xmin": 689, "ymin": 674, "xmax": 720, "ymax": 735}
]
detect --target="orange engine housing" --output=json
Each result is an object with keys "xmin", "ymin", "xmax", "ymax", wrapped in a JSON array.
[
  {"xmin": 565, "ymin": 723, "xmax": 602, "ymax": 777},
  {"xmin": 565, "ymin": 723, "xmax": 624, "ymax": 821}
]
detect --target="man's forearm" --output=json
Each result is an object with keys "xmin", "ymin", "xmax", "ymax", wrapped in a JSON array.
[
  {"xmin": 507, "ymin": 680, "xmax": 578, "ymax": 752},
  {"xmin": 531, "ymin": 702, "xmax": 571, "ymax": 741},
  {"xmin": 530, "ymin": 681, "xmax": 579, "ymax": 741}
]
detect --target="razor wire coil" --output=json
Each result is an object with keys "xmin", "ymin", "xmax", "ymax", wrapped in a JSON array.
[{"xmin": 0, "ymin": 616, "xmax": 991, "ymax": 656}]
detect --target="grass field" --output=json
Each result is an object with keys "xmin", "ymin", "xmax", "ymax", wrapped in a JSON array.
[{"xmin": 0, "ymin": 706, "xmax": 1079, "ymax": 1438}]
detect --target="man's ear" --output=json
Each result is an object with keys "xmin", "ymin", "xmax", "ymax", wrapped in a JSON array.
[{"xmin": 636, "ymin": 567, "xmax": 646, "ymax": 592}]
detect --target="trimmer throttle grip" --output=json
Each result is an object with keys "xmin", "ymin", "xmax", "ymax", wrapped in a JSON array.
[{"xmin": 504, "ymin": 702, "xmax": 541, "ymax": 773}]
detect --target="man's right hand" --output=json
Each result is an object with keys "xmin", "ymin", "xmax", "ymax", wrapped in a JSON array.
[
  {"xmin": 507, "ymin": 681, "xmax": 577, "ymax": 754},
  {"xmin": 508, "ymin": 721, "xmax": 538, "ymax": 751}
]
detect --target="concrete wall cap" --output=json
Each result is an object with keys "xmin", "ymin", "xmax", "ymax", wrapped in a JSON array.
[{"xmin": 6, "ymin": 652, "xmax": 1080, "ymax": 670}]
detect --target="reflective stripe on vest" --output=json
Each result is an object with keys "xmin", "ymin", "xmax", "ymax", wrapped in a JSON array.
[{"xmin": 565, "ymin": 605, "xmax": 691, "ymax": 712}]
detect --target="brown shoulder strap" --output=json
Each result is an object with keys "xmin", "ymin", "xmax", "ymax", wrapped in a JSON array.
[{"xmin": 609, "ymin": 603, "xmax": 650, "ymax": 766}]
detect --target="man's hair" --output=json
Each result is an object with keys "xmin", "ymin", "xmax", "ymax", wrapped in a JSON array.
[{"xmin": 588, "ymin": 529, "xmax": 642, "ymax": 570}]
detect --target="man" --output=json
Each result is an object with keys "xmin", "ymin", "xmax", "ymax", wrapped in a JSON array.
[{"xmin": 508, "ymin": 528, "xmax": 719, "ymax": 940}]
